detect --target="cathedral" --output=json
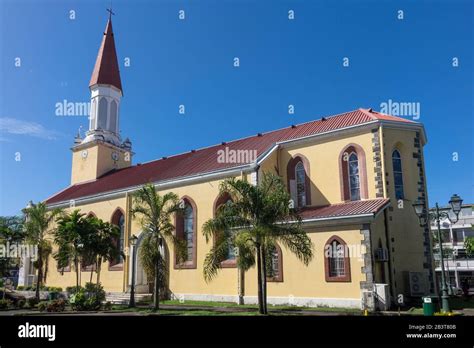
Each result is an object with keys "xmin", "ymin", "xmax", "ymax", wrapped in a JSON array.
[{"xmin": 22, "ymin": 15, "xmax": 434, "ymax": 310}]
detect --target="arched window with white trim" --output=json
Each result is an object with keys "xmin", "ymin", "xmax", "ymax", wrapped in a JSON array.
[
  {"xmin": 98, "ymin": 97, "xmax": 108, "ymax": 129},
  {"xmin": 348, "ymin": 153, "xmax": 360, "ymax": 201},
  {"xmin": 295, "ymin": 161, "xmax": 307, "ymax": 208},
  {"xmin": 392, "ymin": 150, "xmax": 404, "ymax": 200}
]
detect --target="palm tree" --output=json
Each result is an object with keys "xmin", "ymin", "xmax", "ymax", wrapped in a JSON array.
[
  {"xmin": 131, "ymin": 183, "xmax": 186, "ymax": 310},
  {"xmin": 54, "ymin": 210, "xmax": 89, "ymax": 290},
  {"xmin": 0, "ymin": 216, "xmax": 25, "ymax": 279},
  {"xmin": 202, "ymin": 172, "xmax": 314, "ymax": 314},
  {"xmin": 87, "ymin": 217, "xmax": 121, "ymax": 285},
  {"xmin": 22, "ymin": 202, "xmax": 62, "ymax": 301}
]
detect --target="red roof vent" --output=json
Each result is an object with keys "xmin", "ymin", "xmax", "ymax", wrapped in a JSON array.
[
  {"xmin": 321, "ymin": 117, "xmax": 326, "ymax": 121},
  {"xmin": 221, "ymin": 142, "xmax": 227, "ymax": 145},
  {"xmin": 291, "ymin": 125, "xmax": 296, "ymax": 129},
  {"xmin": 162, "ymin": 156, "xmax": 167, "ymax": 160},
  {"xmin": 257, "ymin": 133, "xmax": 262, "ymax": 137},
  {"xmin": 191, "ymin": 150, "xmax": 196, "ymax": 153}
]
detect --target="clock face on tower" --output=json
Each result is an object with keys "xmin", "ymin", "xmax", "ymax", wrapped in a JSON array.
[
  {"xmin": 111, "ymin": 152, "xmax": 119, "ymax": 161},
  {"xmin": 81, "ymin": 150, "xmax": 88, "ymax": 159}
]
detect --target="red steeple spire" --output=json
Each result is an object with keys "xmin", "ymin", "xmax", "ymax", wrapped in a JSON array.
[{"xmin": 89, "ymin": 16, "xmax": 122, "ymax": 92}]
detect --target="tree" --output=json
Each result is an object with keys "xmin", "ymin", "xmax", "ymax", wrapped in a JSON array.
[
  {"xmin": 54, "ymin": 210, "xmax": 89, "ymax": 290},
  {"xmin": 202, "ymin": 172, "xmax": 314, "ymax": 314},
  {"xmin": 86, "ymin": 217, "xmax": 121, "ymax": 285},
  {"xmin": 0, "ymin": 216, "xmax": 25, "ymax": 279},
  {"xmin": 465, "ymin": 236, "xmax": 474, "ymax": 256},
  {"xmin": 22, "ymin": 202, "xmax": 62, "ymax": 301},
  {"xmin": 131, "ymin": 183, "xmax": 186, "ymax": 310}
]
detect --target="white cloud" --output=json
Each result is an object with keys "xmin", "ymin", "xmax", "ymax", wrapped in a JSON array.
[{"xmin": 0, "ymin": 118, "xmax": 61, "ymax": 140}]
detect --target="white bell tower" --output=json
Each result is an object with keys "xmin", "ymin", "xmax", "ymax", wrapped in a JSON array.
[{"xmin": 70, "ymin": 11, "xmax": 133, "ymax": 185}]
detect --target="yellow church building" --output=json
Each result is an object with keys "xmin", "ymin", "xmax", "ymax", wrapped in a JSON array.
[{"xmin": 37, "ymin": 16, "xmax": 434, "ymax": 310}]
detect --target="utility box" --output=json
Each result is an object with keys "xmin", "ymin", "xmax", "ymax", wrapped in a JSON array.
[
  {"xmin": 374, "ymin": 283, "xmax": 390, "ymax": 311},
  {"xmin": 422, "ymin": 296, "xmax": 435, "ymax": 316}
]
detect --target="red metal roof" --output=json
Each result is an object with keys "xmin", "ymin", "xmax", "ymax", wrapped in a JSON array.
[
  {"xmin": 89, "ymin": 18, "xmax": 122, "ymax": 91},
  {"xmin": 45, "ymin": 109, "xmax": 417, "ymax": 205},
  {"xmin": 298, "ymin": 198, "xmax": 390, "ymax": 220}
]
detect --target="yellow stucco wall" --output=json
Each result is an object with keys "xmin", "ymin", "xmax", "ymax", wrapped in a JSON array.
[
  {"xmin": 71, "ymin": 142, "xmax": 130, "ymax": 185},
  {"xmin": 380, "ymin": 127, "xmax": 431, "ymax": 295},
  {"xmin": 46, "ymin": 196, "xmax": 128, "ymax": 292},
  {"xmin": 280, "ymin": 129, "xmax": 376, "ymax": 205}
]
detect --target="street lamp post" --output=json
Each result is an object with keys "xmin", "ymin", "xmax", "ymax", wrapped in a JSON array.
[
  {"xmin": 129, "ymin": 235, "xmax": 138, "ymax": 308},
  {"xmin": 412, "ymin": 194, "xmax": 463, "ymax": 313}
]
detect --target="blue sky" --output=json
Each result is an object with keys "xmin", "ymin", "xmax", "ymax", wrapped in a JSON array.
[{"xmin": 0, "ymin": 0, "xmax": 472, "ymax": 216}]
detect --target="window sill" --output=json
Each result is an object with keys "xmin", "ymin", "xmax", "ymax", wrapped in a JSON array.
[
  {"xmin": 325, "ymin": 275, "xmax": 351, "ymax": 282},
  {"xmin": 220, "ymin": 259, "xmax": 237, "ymax": 268},
  {"xmin": 174, "ymin": 261, "xmax": 197, "ymax": 270},
  {"xmin": 108, "ymin": 263, "xmax": 124, "ymax": 271}
]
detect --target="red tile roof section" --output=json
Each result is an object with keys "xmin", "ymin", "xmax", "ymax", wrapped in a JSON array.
[
  {"xmin": 45, "ymin": 109, "xmax": 417, "ymax": 205},
  {"xmin": 89, "ymin": 18, "xmax": 122, "ymax": 91},
  {"xmin": 298, "ymin": 198, "xmax": 390, "ymax": 220}
]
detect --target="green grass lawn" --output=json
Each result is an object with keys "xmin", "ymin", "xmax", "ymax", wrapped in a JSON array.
[{"xmin": 111, "ymin": 299, "xmax": 362, "ymax": 316}]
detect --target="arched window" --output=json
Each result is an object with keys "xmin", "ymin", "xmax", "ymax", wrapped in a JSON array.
[
  {"xmin": 392, "ymin": 150, "xmax": 404, "ymax": 200},
  {"xmin": 98, "ymin": 97, "xmax": 108, "ymax": 129},
  {"xmin": 109, "ymin": 100, "xmax": 118, "ymax": 133},
  {"xmin": 348, "ymin": 153, "xmax": 360, "ymax": 201},
  {"xmin": 295, "ymin": 162, "xmax": 306, "ymax": 207},
  {"xmin": 324, "ymin": 236, "xmax": 351, "ymax": 282},
  {"xmin": 214, "ymin": 193, "xmax": 236, "ymax": 266},
  {"xmin": 340, "ymin": 145, "xmax": 367, "ymax": 201},
  {"xmin": 89, "ymin": 99, "xmax": 96, "ymax": 130},
  {"xmin": 222, "ymin": 199, "xmax": 235, "ymax": 261},
  {"xmin": 287, "ymin": 155, "xmax": 311, "ymax": 208},
  {"xmin": 183, "ymin": 204, "xmax": 194, "ymax": 262},
  {"xmin": 267, "ymin": 244, "xmax": 283, "ymax": 282},
  {"xmin": 175, "ymin": 197, "xmax": 197, "ymax": 269},
  {"xmin": 82, "ymin": 212, "xmax": 98, "ymax": 271},
  {"xmin": 110, "ymin": 209, "xmax": 125, "ymax": 270}
]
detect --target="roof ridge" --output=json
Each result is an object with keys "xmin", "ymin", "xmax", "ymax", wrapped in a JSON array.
[{"xmin": 135, "ymin": 108, "xmax": 368, "ymax": 167}]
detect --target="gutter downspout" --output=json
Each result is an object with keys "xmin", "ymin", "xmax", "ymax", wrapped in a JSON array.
[
  {"xmin": 383, "ymin": 209, "xmax": 395, "ymax": 303},
  {"xmin": 378, "ymin": 125, "xmax": 388, "ymax": 198},
  {"xmin": 124, "ymin": 191, "xmax": 131, "ymax": 292}
]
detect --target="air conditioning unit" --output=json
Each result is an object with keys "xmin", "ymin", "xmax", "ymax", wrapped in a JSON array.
[
  {"xmin": 407, "ymin": 271, "xmax": 428, "ymax": 297},
  {"xmin": 374, "ymin": 248, "xmax": 388, "ymax": 262}
]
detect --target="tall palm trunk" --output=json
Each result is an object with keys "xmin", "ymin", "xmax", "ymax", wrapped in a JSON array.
[
  {"xmin": 96, "ymin": 260, "xmax": 102, "ymax": 285},
  {"xmin": 261, "ymin": 244, "xmax": 268, "ymax": 314},
  {"xmin": 35, "ymin": 251, "xmax": 43, "ymax": 301},
  {"xmin": 74, "ymin": 258, "xmax": 80, "ymax": 289},
  {"xmin": 256, "ymin": 243, "xmax": 264, "ymax": 314},
  {"xmin": 153, "ymin": 255, "xmax": 160, "ymax": 310}
]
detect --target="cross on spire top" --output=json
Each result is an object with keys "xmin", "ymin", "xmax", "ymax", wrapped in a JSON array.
[{"xmin": 106, "ymin": 4, "xmax": 115, "ymax": 19}]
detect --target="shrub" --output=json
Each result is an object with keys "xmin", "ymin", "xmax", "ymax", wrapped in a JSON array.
[
  {"xmin": 16, "ymin": 299, "xmax": 26, "ymax": 309},
  {"xmin": 38, "ymin": 301, "xmax": 48, "ymax": 312},
  {"xmin": 27, "ymin": 297, "xmax": 39, "ymax": 308},
  {"xmin": 46, "ymin": 299, "xmax": 66, "ymax": 312},
  {"xmin": 66, "ymin": 286, "xmax": 82, "ymax": 295},
  {"xmin": 103, "ymin": 301, "xmax": 113, "ymax": 311},
  {"xmin": 70, "ymin": 283, "xmax": 106, "ymax": 311},
  {"xmin": 16, "ymin": 285, "xmax": 25, "ymax": 291},
  {"xmin": 84, "ymin": 282, "xmax": 106, "ymax": 302},
  {"xmin": 0, "ymin": 299, "xmax": 12, "ymax": 310}
]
